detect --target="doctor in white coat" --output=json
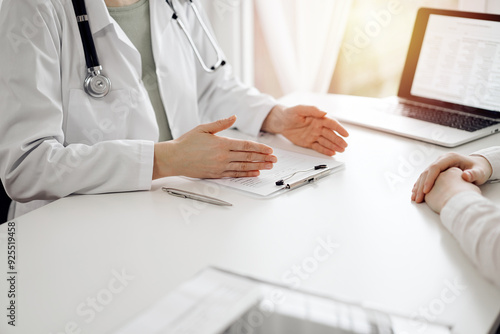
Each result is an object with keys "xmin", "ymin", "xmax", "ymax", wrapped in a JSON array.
[{"xmin": 0, "ymin": 0, "xmax": 349, "ymax": 218}]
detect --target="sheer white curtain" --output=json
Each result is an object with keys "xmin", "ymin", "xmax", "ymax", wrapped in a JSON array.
[{"xmin": 255, "ymin": 0, "xmax": 352, "ymax": 94}]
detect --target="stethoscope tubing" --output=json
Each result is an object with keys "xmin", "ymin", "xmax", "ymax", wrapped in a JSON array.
[
  {"xmin": 72, "ymin": 0, "xmax": 100, "ymax": 70},
  {"xmin": 165, "ymin": 0, "xmax": 226, "ymax": 72}
]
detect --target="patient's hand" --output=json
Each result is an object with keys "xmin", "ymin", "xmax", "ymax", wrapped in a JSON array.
[
  {"xmin": 424, "ymin": 167, "xmax": 481, "ymax": 214},
  {"xmin": 412, "ymin": 152, "xmax": 492, "ymax": 203}
]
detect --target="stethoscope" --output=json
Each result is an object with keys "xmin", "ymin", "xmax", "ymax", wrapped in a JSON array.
[{"xmin": 71, "ymin": 0, "xmax": 226, "ymax": 98}]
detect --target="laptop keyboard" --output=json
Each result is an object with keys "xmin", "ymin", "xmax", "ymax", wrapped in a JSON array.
[{"xmin": 396, "ymin": 104, "xmax": 499, "ymax": 132}]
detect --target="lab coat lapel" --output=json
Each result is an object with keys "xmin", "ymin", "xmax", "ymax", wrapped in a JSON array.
[
  {"xmin": 150, "ymin": 0, "xmax": 175, "ymax": 35},
  {"xmin": 81, "ymin": 0, "xmax": 113, "ymax": 33},
  {"xmin": 149, "ymin": 0, "xmax": 175, "ymax": 77},
  {"xmin": 150, "ymin": 0, "xmax": 201, "ymax": 139}
]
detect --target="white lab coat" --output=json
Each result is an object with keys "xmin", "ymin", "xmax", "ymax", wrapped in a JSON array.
[{"xmin": 0, "ymin": 0, "xmax": 276, "ymax": 218}]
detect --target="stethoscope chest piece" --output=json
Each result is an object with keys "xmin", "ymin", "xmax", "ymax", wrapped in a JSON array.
[{"xmin": 84, "ymin": 67, "xmax": 111, "ymax": 98}]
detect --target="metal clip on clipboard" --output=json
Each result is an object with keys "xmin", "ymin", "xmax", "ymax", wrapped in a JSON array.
[
  {"xmin": 275, "ymin": 164, "xmax": 331, "ymax": 190},
  {"xmin": 281, "ymin": 168, "xmax": 333, "ymax": 190}
]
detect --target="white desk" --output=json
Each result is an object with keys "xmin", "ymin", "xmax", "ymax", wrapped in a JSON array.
[{"xmin": 1, "ymin": 93, "xmax": 499, "ymax": 334}]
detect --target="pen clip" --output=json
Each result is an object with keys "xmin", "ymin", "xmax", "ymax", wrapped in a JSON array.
[
  {"xmin": 283, "ymin": 169, "xmax": 332, "ymax": 190},
  {"xmin": 164, "ymin": 189, "xmax": 188, "ymax": 199},
  {"xmin": 285, "ymin": 177, "xmax": 314, "ymax": 189}
]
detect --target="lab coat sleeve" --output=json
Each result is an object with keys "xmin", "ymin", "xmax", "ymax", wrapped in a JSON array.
[
  {"xmin": 440, "ymin": 192, "xmax": 500, "ymax": 287},
  {"xmin": 188, "ymin": 3, "xmax": 278, "ymax": 137},
  {"xmin": 0, "ymin": 0, "xmax": 154, "ymax": 203}
]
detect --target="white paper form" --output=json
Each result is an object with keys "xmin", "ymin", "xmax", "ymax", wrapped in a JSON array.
[{"xmin": 207, "ymin": 148, "xmax": 344, "ymax": 197}]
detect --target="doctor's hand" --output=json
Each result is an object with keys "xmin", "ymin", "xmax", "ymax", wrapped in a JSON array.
[
  {"xmin": 411, "ymin": 152, "xmax": 492, "ymax": 203},
  {"xmin": 152, "ymin": 116, "xmax": 277, "ymax": 179},
  {"xmin": 261, "ymin": 105, "xmax": 349, "ymax": 156},
  {"xmin": 423, "ymin": 167, "xmax": 481, "ymax": 214}
]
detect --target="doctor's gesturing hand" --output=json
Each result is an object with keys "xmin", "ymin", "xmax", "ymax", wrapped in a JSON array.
[
  {"xmin": 152, "ymin": 105, "xmax": 349, "ymax": 180},
  {"xmin": 153, "ymin": 116, "xmax": 277, "ymax": 179},
  {"xmin": 262, "ymin": 105, "xmax": 349, "ymax": 156}
]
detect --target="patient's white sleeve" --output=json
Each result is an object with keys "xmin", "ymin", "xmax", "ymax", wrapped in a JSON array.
[
  {"xmin": 472, "ymin": 146, "xmax": 500, "ymax": 181},
  {"xmin": 440, "ymin": 147, "xmax": 500, "ymax": 287},
  {"xmin": 441, "ymin": 192, "xmax": 500, "ymax": 287}
]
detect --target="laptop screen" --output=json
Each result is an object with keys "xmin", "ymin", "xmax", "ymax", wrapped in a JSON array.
[
  {"xmin": 399, "ymin": 8, "xmax": 500, "ymax": 119},
  {"xmin": 412, "ymin": 15, "xmax": 500, "ymax": 112}
]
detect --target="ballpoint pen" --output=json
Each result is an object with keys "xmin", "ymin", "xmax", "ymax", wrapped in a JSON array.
[
  {"xmin": 162, "ymin": 187, "xmax": 233, "ymax": 206},
  {"xmin": 282, "ymin": 169, "xmax": 332, "ymax": 190}
]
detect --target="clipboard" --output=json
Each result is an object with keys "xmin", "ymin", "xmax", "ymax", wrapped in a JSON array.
[{"xmin": 205, "ymin": 147, "xmax": 344, "ymax": 198}]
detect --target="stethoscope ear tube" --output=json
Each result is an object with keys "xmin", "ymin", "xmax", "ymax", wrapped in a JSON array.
[{"xmin": 166, "ymin": 0, "xmax": 226, "ymax": 73}]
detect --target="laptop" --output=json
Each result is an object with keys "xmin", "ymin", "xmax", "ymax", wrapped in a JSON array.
[{"xmin": 331, "ymin": 8, "xmax": 500, "ymax": 147}]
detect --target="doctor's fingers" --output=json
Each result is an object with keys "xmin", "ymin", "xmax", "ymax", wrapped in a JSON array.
[
  {"xmin": 314, "ymin": 136, "xmax": 346, "ymax": 156},
  {"xmin": 220, "ymin": 170, "xmax": 261, "ymax": 178},
  {"xmin": 320, "ymin": 117, "xmax": 350, "ymax": 138},
  {"xmin": 225, "ymin": 161, "xmax": 275, "ymax": 173},
  {"xmin": 223, "ymin": 138, "xmax": 274, "ymax": 155},
  {"xmin": 228, "ymin": 151, "xmax": 278, "ymax": 163},
  {"xmin": 311, "ymin": 142, "xmax": 336, "ymax": 157},
  {"xmin": 321, "ymin": 127, "xmax": 348, "ymax": 151}
]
